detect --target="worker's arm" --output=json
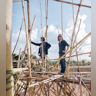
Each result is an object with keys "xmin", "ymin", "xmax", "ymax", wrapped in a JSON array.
[
  {"xmin": 66, "ymin": 42, "xmax": 69, "ymax": 52},
  {"xmin": 63, "ymin": 40, "xmax": 69, "ymax": 53},
  {"xmin": 31, "ymin": 41, "xmax": 41, "ymax": 46},
  {"xmin": 46, "ymin": 42, "xmax": 51, "ymax": 49},
  {"xmin": 66, "ymin": 46, "xmax": 69, "ymax": 52}
]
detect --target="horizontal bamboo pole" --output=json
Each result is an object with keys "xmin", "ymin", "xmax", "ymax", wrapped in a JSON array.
[
  {"xmin": 53, "ymin": 0, "xmax": 91, "ymax": 8},
  {"xmin": 13, "ymin": 68, "xmax": 28, "ymax": 73}
]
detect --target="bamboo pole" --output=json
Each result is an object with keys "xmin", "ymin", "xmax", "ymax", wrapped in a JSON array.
[
  {"xmin": 49, "ymin": 52, "xmax": 90, "ymax": 59},
  {"xmin": 12, "ymin": 20, "xmax": 23, "ymax": 54},
  {"xmin": 72, "ymin": 0, "xmax": 74, "ymax": 23},
  {"xmin": 21, "ymin": 0, "xmax": 32, "ymax": 78},
  {"xmin": 72, "ymin": 19, "xmax": 82, "ymax": 73},
  {"xmin": 61, "ymin": 3, "xmax": 64, "ymax": 36},
  {"xmin": 69, "ymin": 0, "xmax": 82, "ymax": 56},
  {"xmin": 79, "ymin": 77, "xmax": 83, "ymax": 96},
  {"xmin": 26, "ymin": 0, "xmax": 33, "ymax": 95},
  {"xmin": 6, "ymin": 0, "xmax": 14, "ymax": 96},
  {"xmin": 73, "ymin": 19, "xmax": 82, "ymax": 45},
  {"xmin": 30, "ymin": 16, "xmax": 36, "ymax": 33},
  {"xmin": 67, "ymin": 0, "xmax": 82, "ymax": 77},
  {"xmin": 21, "ymin": 1, "xmax": 32, "ymax": 95},
  {"xmin": 27, "ymin": 0, "xmax": 32, "ymax": 78},
  {"xmin": 53, "ymin": 0, "xmax": 91, "ymax": 8},
  {"xmin": 40, "ymin": 0, "xmax": 43, "ymax": 36},
  {"xmin": 0, "ymin": 0, "xmax": 6, "ymax": 96},
  {"xmin": 45, "ymin": 0, "xmax": 48, "ymax": 40},
  {"xmin": 17, "ymin": 48, "xmax": 21, "ymax": 68}
]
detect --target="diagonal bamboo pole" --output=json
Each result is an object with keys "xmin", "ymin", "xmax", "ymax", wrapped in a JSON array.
[
  {"xmin": 12, "ymin": 20, "xmax": 23, "ymax": 54},
  {"xmin": 67, "ymin": 0, "xmax": 83, "ymax": 77},
  {"xmin": 53, "ymin": 0, "xmax": 91, "ymax": 8}
]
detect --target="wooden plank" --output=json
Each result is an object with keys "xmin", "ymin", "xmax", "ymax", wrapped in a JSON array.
[{"xmin": 0, "ymin": 0, "xmax": 6, "ymax": 96}]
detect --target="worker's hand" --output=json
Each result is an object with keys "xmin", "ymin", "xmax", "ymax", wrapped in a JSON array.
[
  {"xmin": 40, "ymin": 45, "xmax": 42, "ymax": 48},
  {"xmin": 62, "ymin": 50, "xmax": 65, "ymax": 53}
]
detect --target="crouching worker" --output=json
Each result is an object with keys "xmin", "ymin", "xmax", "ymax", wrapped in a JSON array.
[
  {"xmin": 31, "ymin": 37, "xmax": 51, "ymax": 59},
  {"xmin": 58, "ymin": 34, "xmax": 69, "ymax": 74}
]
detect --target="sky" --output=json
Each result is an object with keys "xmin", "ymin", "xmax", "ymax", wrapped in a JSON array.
[{"xmin": 12, "ymin": 0, "xmax": 91, "ymax": 60}]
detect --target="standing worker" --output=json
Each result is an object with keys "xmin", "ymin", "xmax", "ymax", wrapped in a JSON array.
[
  {"xmin": 31, "ymin": 37, "xmax": 51, "ymax": 59},
  {"xmin": 58, "ymin": 34, "xmax": 69, "ymax": 74}
]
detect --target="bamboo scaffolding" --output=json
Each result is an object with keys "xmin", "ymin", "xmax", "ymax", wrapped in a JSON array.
[
  {"xmin": 69, "ymin": 0, "xmax": 82, "ymax": 58},
  {"xmin": 53, "ymin": 0, "xmax": 91, "ymax": 8},
  {"xmin": 21, "ymin": 0, "xmax": 32, "ymax": 78},
  {"xmin": 56, "ymin": 32, "xmax": 91, "ymax": 65},
  {"xmin": 12, "ymin": 0, "xmax": 91, "ymax": 95},
  {"xmin": 67, "ymin": 0, "xmax": 83, "ymax": 77},
  {"xmin": 29, "ymin": 75, "xmax": 63, "ymax": 88}
]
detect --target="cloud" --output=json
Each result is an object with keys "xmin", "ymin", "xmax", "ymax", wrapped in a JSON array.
[
  {"xmin": 65, "ymin": 14, "xmax": 91, "ymax": 60},
  {"xmin": 12, "ymin": 30, "xmax": 26, "ymax": 54},
  {"xmin": 12, "ymin": 14, "xmax": 91, "ymax": 60}
]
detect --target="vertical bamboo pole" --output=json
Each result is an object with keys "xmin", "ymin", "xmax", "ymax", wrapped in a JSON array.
[
  {"xmin": 79, "ymin": 78, "xmax": 83, "ymax": 96},
  {"xmin": 0, "ymin": 0, "xmax": 6, "ymax": 96},
  {"xmin": 6, "ymin": 0, "xmax": 14, "ymax": 96},
  {"xmin": 27, "ymin": 0, "xmax": 33, "ymax": 95},
  {"xmin": 40, "ymin": 0, "xmax": 43, "ymax": 36},
  {"xmin": 61, "ymin": 3, "xmax": 64, "ymax": 36},
  {"xmin": 27, "ymin": 0, "xmax": 32, "ymax": 78},
  {"xmin": 22, "ymin": 0, "xmax": 32, "ymax": 78},
  {"xmin": 45, "ymin": 0, "xmax": 48, "ymax": 40}
]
